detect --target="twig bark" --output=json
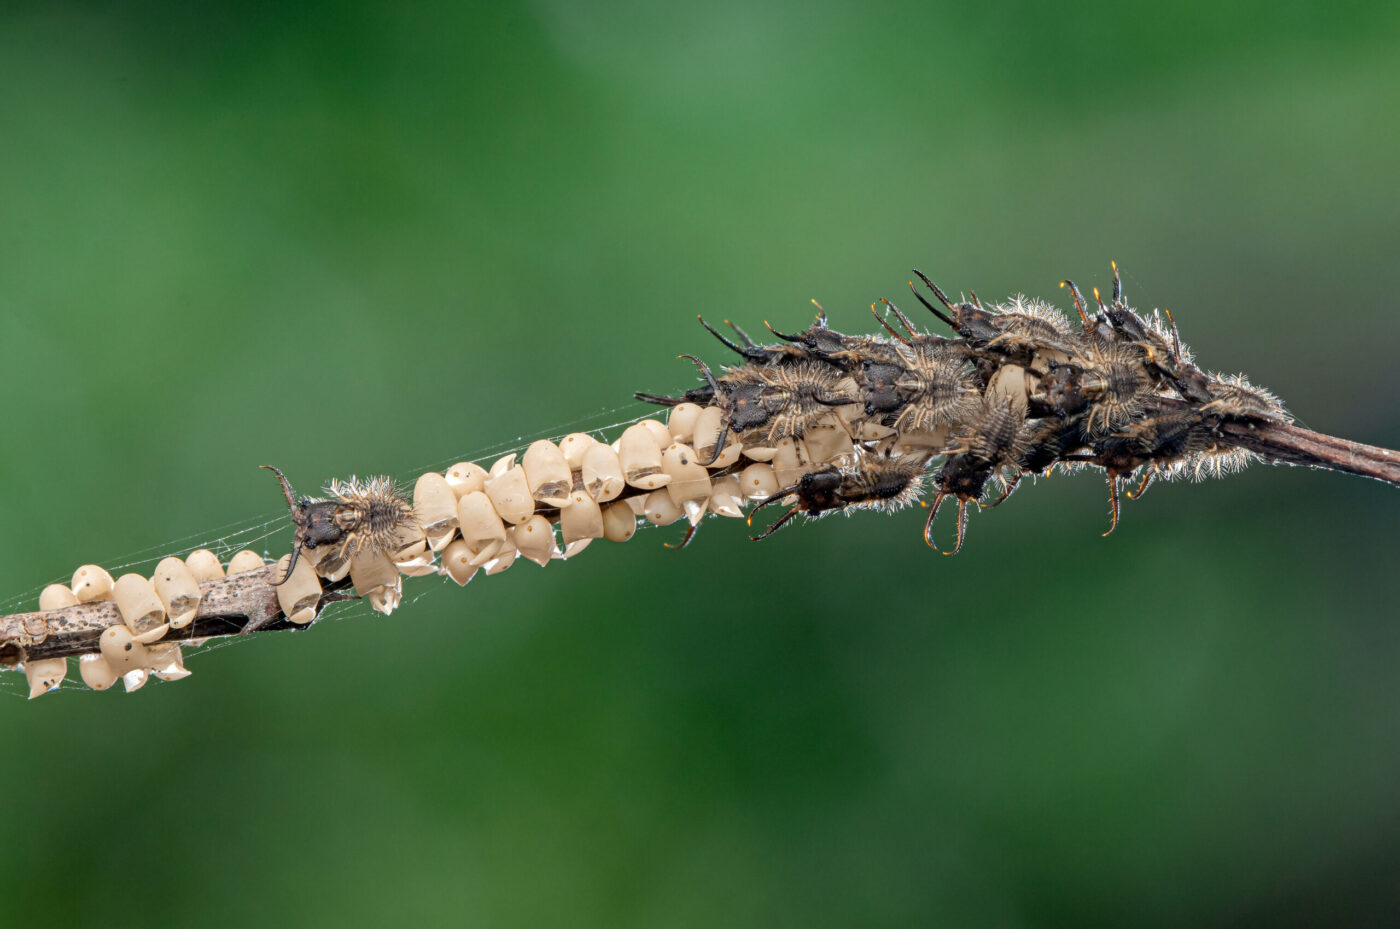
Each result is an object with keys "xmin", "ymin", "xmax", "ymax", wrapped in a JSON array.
[
  {"xmin": 0, "ymin": 422, "xmax": 1394, "ymax": 667},
  {"xmin": 1219, "ymin": 420, "xmax": 1400, "ymax": 487},
  {"xmin": 0, "ymin": 566, "xmax": 304, "ymax": 669},
  {"xmin": 0, "ymin": 461, "xmax": 749, "ymax": 668}
]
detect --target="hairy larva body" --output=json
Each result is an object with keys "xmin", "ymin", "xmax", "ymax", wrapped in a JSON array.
[{"xmin": 262, "ymin": 466, "xmax": 416, "ymax": 588}]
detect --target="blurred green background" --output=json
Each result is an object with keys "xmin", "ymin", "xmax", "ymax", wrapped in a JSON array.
[{"xmin": 2, "ymin": 2, "xmax": 1398, "ymax": 926}]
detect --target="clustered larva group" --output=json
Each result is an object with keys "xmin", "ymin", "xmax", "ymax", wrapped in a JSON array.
[
  {"xmin": 638, "ymin": 262, "xmax": 1289, "ymax": 551},
  {"xmin": 14, "ymin": 264, "xmax": 1291, "ymax": 697}
]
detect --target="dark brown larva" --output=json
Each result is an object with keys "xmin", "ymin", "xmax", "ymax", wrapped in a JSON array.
[
  {"xmin": 747, "ymin": 454, "xmax": 928, "ymax": 540},
  {"xmin": 639, "ymin": 262, "xmax": 1291, "ymax": 548},
  {"xmin": 881, "ymin": 338, "xmax": 983, "ymax": 434},
  {"xmin": 262, "ymin": 466, "xmax": 416, "ymax": 584}
]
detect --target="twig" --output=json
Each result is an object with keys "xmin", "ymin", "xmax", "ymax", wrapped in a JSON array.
[
  {"xmin": 0, "ymin": 462, "xmax": 746, "ymax": 668},
  {"xmin": 1219, "ymin": 420, "xmax": 1400, "ymax": 487},
  {"xmin": 1, "ymin": 566, "xmax": 308, "ymax": 668},
  {"xmin": 1, "ymin": 422, "xmax": 1393, "ymax": 668}
]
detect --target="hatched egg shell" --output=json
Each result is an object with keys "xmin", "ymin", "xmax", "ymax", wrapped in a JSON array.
[
  {"xmin": 392, "ymin": 526, "xmax": 438, "ymax": 575},
  {"xmin": 39, "ymin": 584, "xmax": 78, "ymax": 611},
  {"xmin": 484, "ymin": 462, "xmax": 534, "ymax": 524},
  {"xmin": 581, "ymin": 443, "xmax": 625, "ymax": 502},
  {"xmin": 483, "ymin": 543, "xmax": 518, "ymax": 575},
  {"xmin": 488, "ymin": 453, "xmax": 516, "ymax": 479},
  {"xmin": 71, "ymin": 565, "xmax": 115, "ymax": 603},
  {"xmin": 444, "ymin": 461, "xmax": 489, "ymax": 497},
  {"xmin": 707, "ymin": 475, "xmax": 745, "ymax": 518},
  {"xmin": 148, "ymin": 643, "xmax": 192, "ymax": 681},
  {"xmin": 667, "ymin": 403, "xmax": 704, "ymax": 444},
  {"xmin": 662, "ymin": 443, "xmax": 712, "ymax": 508},
  {"xmin": 388, "ymin": 522, "xmax": 429, "ymax": 563},
  {"xmin": 1029, "ymin": 344, "xmax": 1072, "ymax": 373},
  {"xmin": 439, "ymin": 538, "xmax": 479, "ymax": 586},
  {"xmin": 413, "ymin": 472, "xmax": 460, "ymax": 550},
  {"xmin": 307, "ymin": 542, "xmax": 352, "ymax": 583},
  {"xmin": 640, "ymin": 418, "xmax": 672, "ymax": 448},
  {"xmin": 227, "ymin": 550, "xmax": 266, "ymax": 575},
  {"xmin": 522, "ymin": 440, "xmax": 573, "ymax": 508},
  {"xmin": 274, "ymin": 554, "xmax": 322, "ymax": 625},
  {"xmin": 554, "ymin": 538, "xmax": 592, "ymax": 559},
  {"xmin": 643, "ymin": 489, "xmax": 684, "ymax": 526},
  {"xmin": 692, "ymin": 406, "xmax": 742, "ymax": 468},
  {"xmin": 801, "ymin": 419, "xmax": 855, "ymax": 466},
  {"xmin": 740, "ymin": 443, "xmax": 777, "ymax": 462},
  {"xmin": 601, "ymin": 501, "xmax": 638, "ymax": 543},
  {"xmin": 458, "ymin": 491, "xmax": 508, "ymax": 562},
  {"xmin": 558, "ymin": 433, "xmax": 598, "ymax": 470},
  {"xmin": 151, "ymin": 556, "xmax": 202, "ymax": 630},
  {"xmin": 682, "ymin": 499, "xmax": 706, "ymax": 529},
  {"xmin": 184, "ymin": 549, "xmax": 225, "ymax": 582},
  {"xmin": 738, "ymin": 463, "xmax": 780, "ymax": 500},
  {"xmin": 559, "ymin": 491, "xmax": 604, "ymax": 544},
  {"xmin": 394, "ymin": 547, "xmax": 438, "ymax": 577},
  {"xmin": 349, "ymin": 552, "xmax": 399, "ymax": 602},
  {"xmin": 772, "ymin": 437, "xmax": 810, "ymax": 487},
  {"xmin": 512, "ymin": 515, "xmax": 558, "ymax": 567},
  {"xmin": 367, "ymin": 576, "xmax": 403, "ymax": 615},
  {"xmin": 122, "ymin": 669, "xmax": 149, "ymax": 693},
  {"xmin": 855, "ymin": 420, "xmax": 897, "ymax": 441},
  {"xmin": 987, "ymin": 363, "xmax": 1030, "ymax": 414},
  {"xmin": 113, "ymin": 574, "xmax": 169, "ymax": 644},
  {"xmin": 79, "ymin": 654, "xmax": 119, "ymax": 691},
  {"xmin": 100, "ymin": 625, "xmax": 152, "ymax": 673},
  {"xmin": 890, "ymin": 427, "xmax": 951, "ymax": 454},
  {"xmin": 468, "ymin": 547, "xmax": 501, "ymax": 568},
  {"xmin": 25, "ymin": 657, "xmax": 67, "ymax": 699},
  {"xmin": 618, "ymin": 423, "xmax": 670, "ymax": 490}
]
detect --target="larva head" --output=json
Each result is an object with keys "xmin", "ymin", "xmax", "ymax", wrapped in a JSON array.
[
  {"xmin": 909, "ymin": 270, "xmax": 1002, "ymax": 343},
  {"xmin": 746, "ymin": 465, "xmax": 844, "ymax": 540},
  {"xmin": 262, "ymin": 465, "xmax": 350, "ymax": 586},
  {"xmin": 787, "ymin": 466, "xmax": 846, "ymax": 515},
  {"xmin": 935, "ymin": 453, "xmax": 993, "ymax": 503},
  {"xmin": 763, "ymin": 312, "xmax": 850, "ymax": 361},
  {"xmin": 854, "ymin": 356, "xmax": 907, "ymax": 416},
  {"xmin": 1034, "ymin": 362, "xmax": 1092, "ymax": 419},
  {"xmin": 723, "ymin": 377, "xmax": 781, "ymax": 434}
]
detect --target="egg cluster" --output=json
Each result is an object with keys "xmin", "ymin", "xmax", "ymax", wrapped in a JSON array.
[
  {"xmin": 16, "ymin": 265, "xmax": 1293, "ymax": 697},
  {"xmin": 20, "ymin": 413, "xmax": 827, "ymax": 696},
  {"xmin": 22, "ymin": 550, "xmax": 265, "ymax": 696},
  {"xmin": 258, "ymin": 421, "xmax": 786, "ymax": 617}
]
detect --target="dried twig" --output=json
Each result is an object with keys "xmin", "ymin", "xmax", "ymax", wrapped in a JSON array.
[
  {"xmin": 1219, "ymin": 420, "xmax": 1400, "ymax": 487},
  {"xmin": 0, "ymin": 420, "xmax": 1392, "ymax": 668},
  {"xmin": 1, "ymin": 566, "xmax": 320, "ymax": 667}
]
